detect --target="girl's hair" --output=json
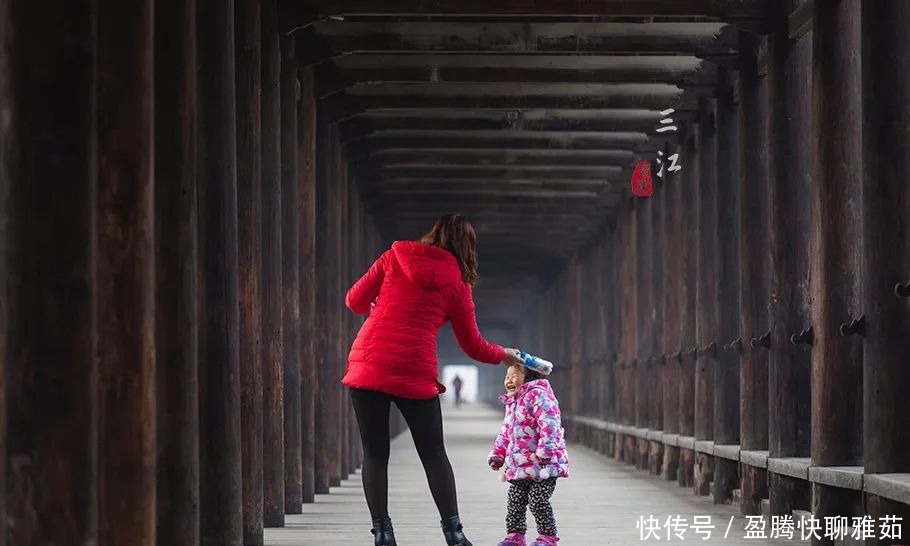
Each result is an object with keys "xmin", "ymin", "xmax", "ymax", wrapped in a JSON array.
[
  {"xmin": 509, "ymin": 363, "xmax": 546, "ymax": 383},
  {"xmin": 419, "ymin": 213, "xmax": 479, "ymax": 284}
]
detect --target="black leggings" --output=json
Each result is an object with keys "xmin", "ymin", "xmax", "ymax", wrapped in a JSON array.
[{"xmin": 350, "ymin": 388, "xmax": 459, "ymax": 521}]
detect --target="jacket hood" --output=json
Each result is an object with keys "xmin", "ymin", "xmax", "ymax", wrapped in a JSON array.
[
  {"xmin": 499, "ymin": 378, "xmax": 553, "ymax": 404},
  {"xmin": 391, "ymin": 241, "xmax": 463, "ymax": 290}
]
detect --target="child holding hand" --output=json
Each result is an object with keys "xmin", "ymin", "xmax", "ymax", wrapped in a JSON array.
[{"xmin": 488, "ymin": 362, "xmax": 569, "ymax": 546}]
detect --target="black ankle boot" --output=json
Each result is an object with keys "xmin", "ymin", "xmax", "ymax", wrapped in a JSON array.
[
  {"xmin": 441, "ymin": 515, "xmax": 473, "ymax": 546},
  {"xmin": 371, "ymin": 517, "xmax": 397, "ymax": 546}
]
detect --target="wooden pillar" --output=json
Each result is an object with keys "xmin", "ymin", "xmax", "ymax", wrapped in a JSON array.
[
  {"xmin": 314, "ymin": 109, "xmax": 333, "ymax": 494},
  {"xmin": 861, "ymin": 0, "xmax": 910, "ymax": 480},
  {"xmin": 197, "ymin": 0, "xmax": 243, "ymax": 542},
  {"xmin": 329, "ymin": 125, "xmax": 345, "ymax": 486},
  {"xmin": 280, "ymin": 34, "xmax": 303, "ymax": 514},
  {"xmin": 6, "ymin": 3, "xmax": 97, "ymax": 545},
  {"xmin": 811, "ymin": 2, "xmax": 864, "ymax": 540},
  {"xmin": 662, "ymin": 148, "xmax": 682, "ymax": 481},
  {"xmin": 297, "ymin": 67, "xmax": 318, "ymax": 504},
  {"xmin": 768, "ymin": 3, "xmax": 813, "ymax": 517},
  {"xmin": 634, "ymin": 203, "xmax": 649, "ymax": 442},
  {"xmin": 235, "ymin": 0, "xmax": 264, "ymax": 541},
  {"xmin": 339, "ymin": 145, "xmax": 352, "ymax": 480},
  {"xmin": 678, "ymin": 128, "xmax": 699, "ymax": 488},
  {"xmin": 0, "ymin": 3, "xmax": 9, "ymax": 544},
  {"xmin": 260, "ymin": 0, "xmax": 285, "ymax": 526},
  {"xmin": 738, "ymin": 32, "xmax": 771, "ymax": 516},
  {"xmin": 694, "ymin": 99, "xmax": 718, "ymax": 496},
  {"xmin": 154, "ymin": 0, "xmax": 200, "ymax": 543},
  {"xmin": 714, "ymin": 69, "xmax": 742, "ymax": 505},
  {"xmin": 96, "ymin": 1, "xmax": 157, "ymax": 544}
]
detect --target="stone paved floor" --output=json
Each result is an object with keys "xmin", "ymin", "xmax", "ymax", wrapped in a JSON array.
[{"xmin": 265, "ymin": 405, "xmax": 795, "ymax": 545}]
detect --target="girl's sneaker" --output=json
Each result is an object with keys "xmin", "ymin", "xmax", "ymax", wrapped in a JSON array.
[
  {"xmin": 531, "ymin": 536, "xmax": 559, "ymax": 546},
  {"xmin": 498, "ymin": 532, "xmax": 527, "ymax": 546}
]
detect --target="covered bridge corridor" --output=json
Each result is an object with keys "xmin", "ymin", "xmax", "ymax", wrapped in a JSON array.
[{"xmin": 1, "ymin": 1, "xmax": 909, "ymax": 545}]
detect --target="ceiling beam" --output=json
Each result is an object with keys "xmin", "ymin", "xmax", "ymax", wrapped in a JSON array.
[
  {"xmin": 317, "ymin": 55, "xmax": 716, "ymax": 96},
  {"xmin": 345, "ymin": 131, "xmax": 653, "ymax": 157},
  {"xmin": 280, "ymin": 0, "xmax": 768, "ymax": 31},
  {"xmin": 337, "ymin": 109, "xmax": 679, "ymax": 141},
  {"xmin": 365, "ymin": 164, "xmax": 625, "ymax": 179},
  {"xmin": 356, "ymin": 148, "xmax": 636, "ymax": 167},
  {"xmin": 296, "ymin": 22, "xmax": 735, "ymax": 64}
]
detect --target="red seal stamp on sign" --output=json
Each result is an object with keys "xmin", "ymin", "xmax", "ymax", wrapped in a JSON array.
[{"xmin": 631, "ymin": 160, "xmax": 653, "ymax": 197}]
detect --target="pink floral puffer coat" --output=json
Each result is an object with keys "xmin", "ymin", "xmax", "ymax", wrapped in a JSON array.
[{"xmin": 488, "ymin": 379, "xmax": 570, "ymax": 481}]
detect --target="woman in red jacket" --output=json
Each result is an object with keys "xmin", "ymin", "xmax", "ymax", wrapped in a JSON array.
[{"xmin": 343, "ymin": 213, "xmax": 522, "ymax": 546}]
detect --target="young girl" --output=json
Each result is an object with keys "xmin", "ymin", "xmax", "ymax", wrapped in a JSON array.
[{"xmin": 488, "ymin": 363, "xmax": 569, "ymax": 546}]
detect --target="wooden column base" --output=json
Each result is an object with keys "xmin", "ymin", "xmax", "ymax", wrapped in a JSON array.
[
  {"xmin": 694, "ymin": 453, "xmax": 714, "ymax": 496},
  {"xmin": 649, "ymin": 441, "xmax": 664, "ymax": 476},
  {"xmin": 678, "ymin": 448, "xmax": 695, "ymax": 487},
  {"xmin": 713, "ymin": 458, "xmax": 738, "ymax": 505},
  {"xmin": 740, "ymin": 465, "xmax": 768, "ymax": 515},
  {"xmin": 663, "ymin": 446, "xmax": 680, "ymax": 482},
  {"xmin": 769, "ymin": 472, "xmax": 809, "ymax": 517},
  {"xmin": 866, "ymin": 495, "xmax": 910, "ymax": 546}
]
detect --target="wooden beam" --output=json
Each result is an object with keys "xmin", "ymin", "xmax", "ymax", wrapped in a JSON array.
[
  {"xmin": 300, "ymin": 21, "xmax": 735, "ymax": 61},
  {"xmin": 347, "ymin": 131, "xmax": 653, "ymax": 158},
  {"xmin": 6, "ymin": 2, "xmax": 97, "ymax": 545},
  {"xmin": 282, "ymin": 0, "xmax": 768, "ymax": 24},
  {"xmin": 713, "ymin": 69, "xmax": 741, "ymax": 504},
  {"xmin": 367, "ymin": 164, "xmax": 624, "ymax": 181},
  {"xmin": 373, "ymin": 178, "xmax": 610, "ymax": 191},
  {"xmin": 197, "ymin": 0, "xmax": 243, "ymax": 542},
  {"xmin": 810, "ymin": 12, "xmax": 863, "ymax": 535},
  {"xmin": 694, "ymin": 98, "xmax": 718, "ymax": 497},
  {"xmin": 767, "ymin": 2, "xmax": 811, "ymax": 470},
  {"xmin": 236, "ymin": 0, "xmax": 264, "ymax": 542},
  {"xmin": 297, "ymin": 67, "xmax": 318, "ymax": 504},
  {"xmin": 280, "ymin": 34, "xmax": 303, "ymax": 515},
  {"xmin": 319, "ymin": 55, "xmax": 716, "ymax": 96},
  {"xmin": 154, "ymin": 0, "xmax": 200, "ymax": 543},
  {"xmin": 339, "ymin": 110, "xmax": 668, "ymax": 140},
  {"xmin": 260, "ymin": 0, "xmax": 286, "ymax": 526},
  {"xmin": 365, "ymin": 148, "xmax": 634, "ymax": 163},
  {"xmin": 737, "ymin": 32, "xmax": 771, "ymax": 516},
  {"xmin": 861, "ymin": 0, "xmax": 910, "ymax": 476}
]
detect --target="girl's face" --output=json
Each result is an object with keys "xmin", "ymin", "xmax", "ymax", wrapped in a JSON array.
[{"xmin": 504, "ymin": 366, "xmax": 526, "ymax": 396}]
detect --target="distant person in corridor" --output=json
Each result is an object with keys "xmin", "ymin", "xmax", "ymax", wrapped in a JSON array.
[
  {"xmin": 452, "ymin": 374, "xmax": 464, "ymax": 407},
  {"xmin": 342, "ymin": 213, "xmax": 524, "ymax": 546}
]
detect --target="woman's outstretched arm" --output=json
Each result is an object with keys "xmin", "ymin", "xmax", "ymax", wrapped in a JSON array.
[{"xmin": 345, "ymin": 250, "xmax": 390, "ymax": 314}]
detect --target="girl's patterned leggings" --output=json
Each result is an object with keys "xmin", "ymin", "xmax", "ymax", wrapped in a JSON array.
[{"xmin": 506, "ymin": 477, "xmax": 558, "ymax": 536}]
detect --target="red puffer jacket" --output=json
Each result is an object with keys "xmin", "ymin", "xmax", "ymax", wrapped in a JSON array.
[{"xmin": 342, "ymin": 241, "xmax": 506, "ymax": 399}]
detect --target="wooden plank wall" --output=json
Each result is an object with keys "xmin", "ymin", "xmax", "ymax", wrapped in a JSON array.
[{"xmin": 529, "ymin": 19, "xmax": 910, "ymax": 530}]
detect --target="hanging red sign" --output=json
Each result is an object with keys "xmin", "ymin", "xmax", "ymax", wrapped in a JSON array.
[{"xmin": 631, "ymin": 160, "xmax": 653, "ymax": 197}]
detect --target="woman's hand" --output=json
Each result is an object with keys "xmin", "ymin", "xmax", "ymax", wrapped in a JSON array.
[{"xmin": 500, "ymin": 348, "xmax": 524, "ymax": 366}]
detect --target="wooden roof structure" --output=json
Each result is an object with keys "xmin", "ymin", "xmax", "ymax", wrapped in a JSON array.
[{"xmin": 285, "ymin": 0, "xmax": 766, "ymax": 328}]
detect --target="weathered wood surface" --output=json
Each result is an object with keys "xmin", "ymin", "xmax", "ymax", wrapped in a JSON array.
[
  {"xmin": 155, "ymin": 0, "xmax": 200, "ymax": 544},
  {"xmin": 280, "ymin": 33, "xmax": 303, "ymax": 515},
  {"xmin": 96, "ymin": 1, "xmax": 157, "ymax": 545},
  {"xmin": 695, "ymin": 98, "xmax": 717, "ymax": 445},
  {"xmin": 236, "ymin": 0, "xmax": 265, "ymax": 541},
  {"xmin": 197, "ymin": 0, "xmax": 243, "ymax": 543},
  {"xmin": 314, "ymin": 109, "xmax": 333, "ymax": 495},
  {"xmin": 713, "ymin": 69, "xmax": 741, "ymax": 506},
  {"xmin": 811, "ymin": 0, "xmax": 863, "ymax": 469},
  {"xmin": 768, "ymin": 3, "xmax": 812, "ymax": 467},
  {"xmin": 261, "ymin": 0, "xmax": 285, "ymax": 527},
  {"xmin": 737, "ymin": 33, "xmax": 771, "ymax": 518},
  {"xmin": 862, "ymin": 0, "xmax": 910, "ymax": 478},
  {"xmin": 0, "ymin": 2, "xmax": 9, "ymax": 539},
  {"xmin": 678, "ymin": 131, "xmax": 698, "ymax": 440},
  {"xmin": 6, "ymin": 3, "xmax": 98, "ymax": 545},
  {"xmin": 298, "ymin": 66, "xmax": 318, "ymax": 504},
  {"xmin": 267, "ymin": 407, "xmax": 795, "ymax": 545}
]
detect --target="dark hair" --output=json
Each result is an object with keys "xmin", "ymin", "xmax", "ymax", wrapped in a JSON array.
[
  {"xmin": 419, "ymin": 213, "xmax": 479, "ymax": 284},
  {"xmin": 508, "ymin": 363, "xmax": 546, "ymax": 382}
]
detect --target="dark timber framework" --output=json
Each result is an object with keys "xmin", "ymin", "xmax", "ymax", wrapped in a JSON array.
[{"xmin": 2, "ymin": 1, "xmax": 910, "ymax": 545}]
